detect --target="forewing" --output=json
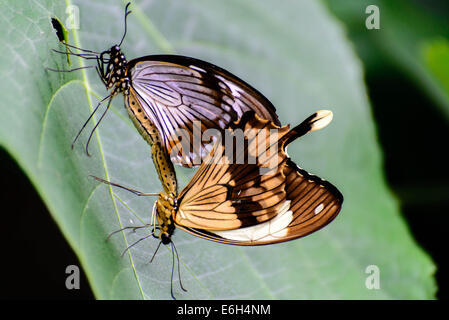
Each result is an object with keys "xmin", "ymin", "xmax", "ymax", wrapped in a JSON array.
[{"xmin": 128, "ymin": 55, "xmax": 280, "ymax": 168}]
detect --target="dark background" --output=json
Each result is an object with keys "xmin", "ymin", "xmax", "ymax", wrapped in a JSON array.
[{"xmin": 1, "ymin": 1, "xmax": 448, "ymax": 299}]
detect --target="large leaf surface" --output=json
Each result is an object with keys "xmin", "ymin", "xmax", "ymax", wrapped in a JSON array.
[{"xmin": 0, "ymin": 0, "xmax": 436, "ymax": 299}]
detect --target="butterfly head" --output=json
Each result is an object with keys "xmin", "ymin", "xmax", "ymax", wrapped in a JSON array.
[
  {"xmin": 98, "ymin": 45, "xmax": 130, "ymax": 95},
  {"xmin": 96, "ymin": 2, "xmax": 132, "ymax": 95},
  {"xmin": 160, "ymin": 232, "xmax": 171, "ymax": 245}
]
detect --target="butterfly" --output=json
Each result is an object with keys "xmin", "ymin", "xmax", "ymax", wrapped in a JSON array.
[
  {"xmin": 97, "ymin": 110, "xmax": 343, "ymax": 298},
  {"xmin": 51, "ymin": 2, "xmax": 280, "ymax": 166},
  {"xmin": 102, "ymin": 110, "xmax": 342, "ymax": 247}
]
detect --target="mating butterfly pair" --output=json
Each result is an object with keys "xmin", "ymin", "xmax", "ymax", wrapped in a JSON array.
[
  {"xmin": 52, "ymin": 2, "xmax": 343, "ymax": 298},
  {"xmin": 53, "ymin": 2, "xmax": 343, "ymax": 247}
]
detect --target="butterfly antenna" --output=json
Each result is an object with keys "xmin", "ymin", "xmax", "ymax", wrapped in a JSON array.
[
  {"xmin": 84, "ymin": 94, "xmax": 114, "ymax": 156},
  {"xmin": 71, "ymin": 94, "xmax": 111, "ymax": 153},
  {"xmin": 119, "ymin": 2, "xmax": 132, "ymax": 46},
  {"xmin": 90, "ymin": 175, "xmax": 160, "ymax": 196},
  {"xmin": 172, "ymin": 241, "xmax": 187, "ymax": 292}
]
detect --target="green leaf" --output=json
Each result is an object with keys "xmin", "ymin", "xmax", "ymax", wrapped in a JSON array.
[
  {"xmin": 0, "ymin": 0, "xmax": 436, "ymax": 299},
  {"xmin": 423, "ymin": 38, "xmax": 449, "ymax": 99}
]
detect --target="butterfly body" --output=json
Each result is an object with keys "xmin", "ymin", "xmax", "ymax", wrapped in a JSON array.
[
  {"xmin": 98, "ymin": 45, "xmax": 130, "ymax": 95},
  {"xmin": 154, "ymin": 191, "xmax": 177, "ymax": 245}
]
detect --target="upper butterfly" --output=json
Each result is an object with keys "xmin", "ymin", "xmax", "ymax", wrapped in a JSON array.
[{"xmin": 52, "ymin": 3, "xmax": 279, "ymax": 166}]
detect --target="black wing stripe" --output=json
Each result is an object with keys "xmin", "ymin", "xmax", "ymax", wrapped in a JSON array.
[
  {"xmin": 290, "ymin": 189, "xmax": 330, "ymax": 224},
  {"xmin": 136, "ymin": 82, "xmax": 180, "ymax": 105},
  {"xmin": 189, "ymin": 189, "xmax": 229, "ymax": 204},
  {"xmin": 293, "ymin": 194, "xmax": 335, "ymax": 227}
]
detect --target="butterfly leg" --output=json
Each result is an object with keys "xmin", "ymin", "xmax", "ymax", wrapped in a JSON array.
[{"xmin": 90, "ymin": 175, "xmax": 160, "ymax": 197}]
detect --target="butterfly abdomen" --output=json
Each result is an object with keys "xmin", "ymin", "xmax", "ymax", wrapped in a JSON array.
[
  {"xmin": 151, "ymin": 141, "xmax": 178, "ymax": 195},
  {"xmin": 124, "ymin": 88, "xmax": 178, "ymax": 194},
  {"xmin": 125, "ymin": 91, "xmax": 162, "ymax": 145}
]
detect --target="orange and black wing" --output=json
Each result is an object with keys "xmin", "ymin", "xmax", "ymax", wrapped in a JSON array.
[
  {"xmin": 173, "ymin": 111, "xmax": 343, "ymax": 245},
  {"xmin": 127, "ymin": 55, "xmax": 280, "ymax": 168}
]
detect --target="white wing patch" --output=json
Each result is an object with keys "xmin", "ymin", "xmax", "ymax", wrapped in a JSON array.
[
  {"xmin": 212, "ymin": 201, "xmax": 292, "ymax": 242},
  {"xmin": 314, "ymin": 203, "xmax": 324, "ymax": 215},
  {"xmin": 189, "ymin": 65, "xmax": 206, "ymax": 73}
]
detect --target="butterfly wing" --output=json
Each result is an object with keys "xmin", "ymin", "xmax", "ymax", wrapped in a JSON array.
[
  {"xmin": 173, "ymin": 111, "xmax": 343, "ymax": 245},
  {"xmin": 127, "ymin": 55, "xmax": 280, "ymax": 168}
]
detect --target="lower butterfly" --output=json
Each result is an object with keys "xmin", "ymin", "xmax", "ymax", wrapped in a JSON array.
[
  {"xmin": 154, "ymin": 110, "xmax": 343, "ymax": 245},
  {"xmin": 102, "ymin": 110, "xmax": 342, "ymax": 244},
  {"xmin": 97, "ymin": 110, "xmax": 343, "ymax": 298}
]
